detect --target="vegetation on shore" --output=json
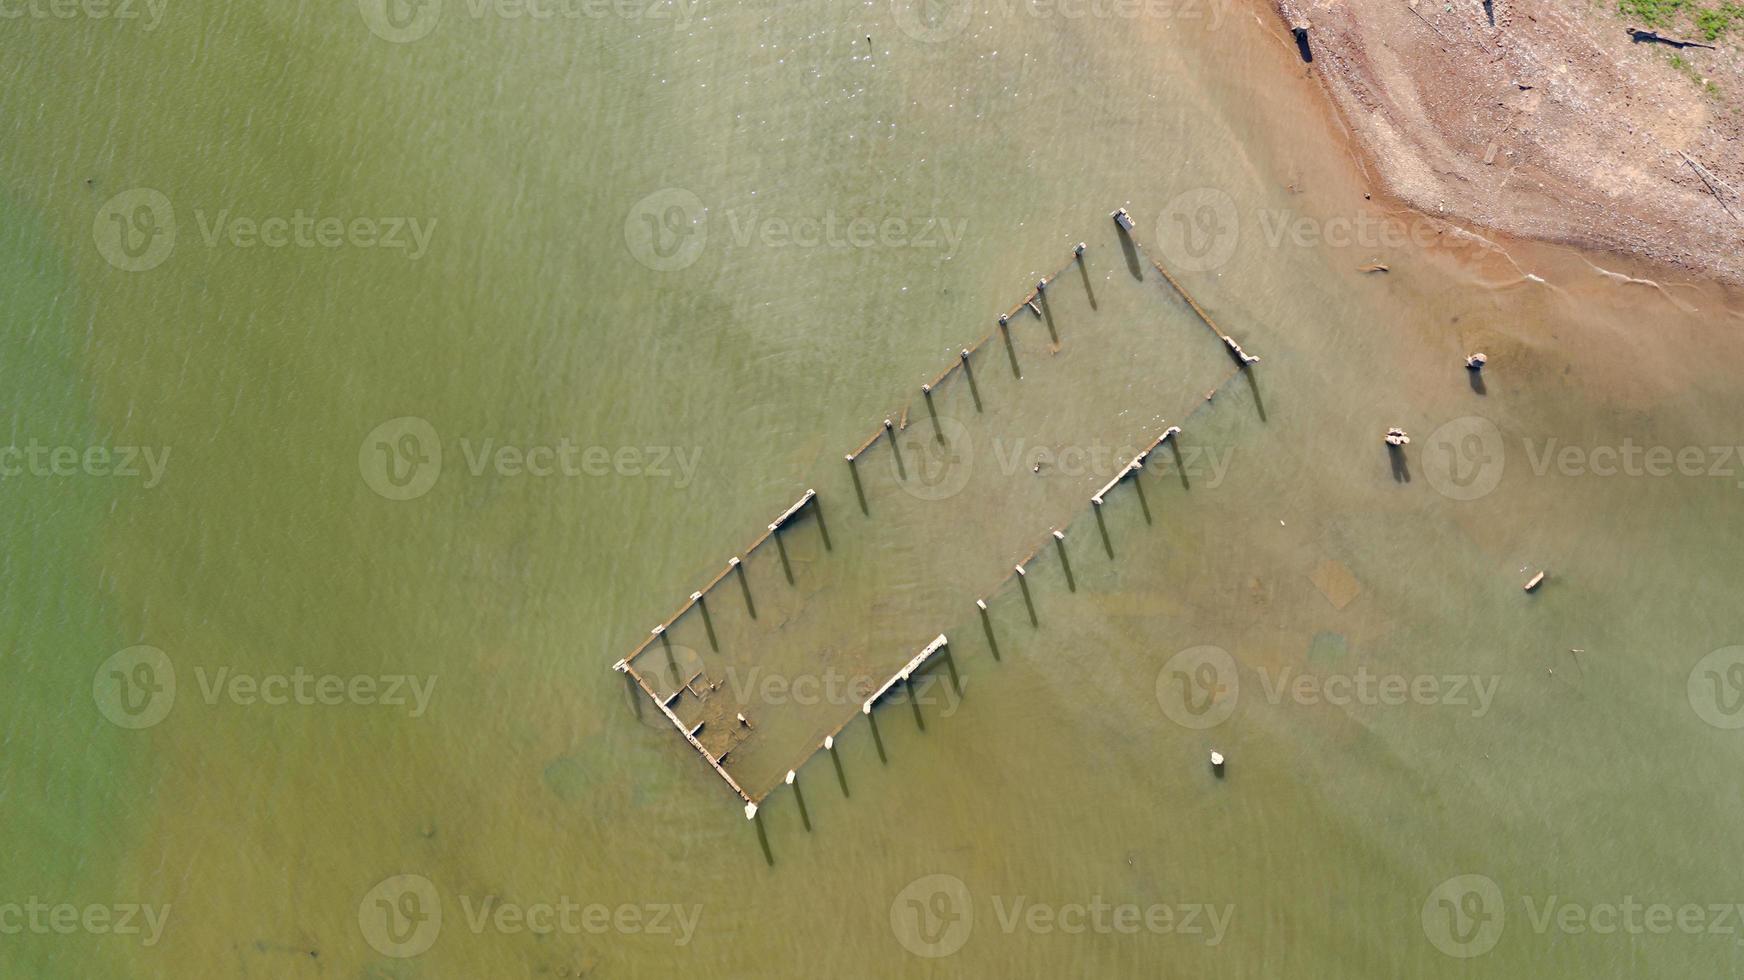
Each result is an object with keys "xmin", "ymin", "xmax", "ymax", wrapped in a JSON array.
[{"xmin": 1619, "ymin": 0, "xmax": 1744, "ymax": 41}]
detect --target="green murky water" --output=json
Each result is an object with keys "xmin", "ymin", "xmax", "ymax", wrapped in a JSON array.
[{"xmin": 5, "ymin": 0, "xmax": 1744, "ymax": 976}]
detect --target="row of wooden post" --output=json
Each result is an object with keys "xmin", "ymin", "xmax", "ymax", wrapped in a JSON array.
[{"xmin": 614, "ymin": 209, "xmax": 1260, "ymax": 861}]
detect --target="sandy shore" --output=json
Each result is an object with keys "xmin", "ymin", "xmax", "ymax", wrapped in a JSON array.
[{"xmin": 1266, "ymin": 0, "xmax": 1744, "ymax": 283}]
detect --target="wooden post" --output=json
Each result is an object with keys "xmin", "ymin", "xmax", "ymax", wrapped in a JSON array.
[
  {"xmin": 1052, "ymin": 529, "xmax": 1075, "ymax": 592},
  {"xmin": 960, "ymin": 348, "xmax": 982, "ymax": 412}
]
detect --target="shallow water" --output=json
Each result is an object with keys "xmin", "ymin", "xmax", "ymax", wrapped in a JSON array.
[{"xmin": 4, "ymin": 0, "xmax": 1744, "ymax": 976}]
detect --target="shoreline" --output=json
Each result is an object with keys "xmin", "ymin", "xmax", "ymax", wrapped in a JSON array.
[{"xmin": 1262, "ymin": 0, "xmax": 1744, "ymax": 286}]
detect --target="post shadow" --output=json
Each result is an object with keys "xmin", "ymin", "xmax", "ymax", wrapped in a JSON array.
[
  {"xmin": 886, "ymin": 419, "xmax": 907, "ymax": 480},
  {"xmin": 827, "ymin": 737, "xmax": 850, "ymax": 797},
  {"xmin": 868, "ymin": 709, "xmax": 888, "ymax": 763},
  {"xmin": 1133, "ymin": 474, "xmax": 1153, "ymax": 524},
  {"xmin": 924, "ymin": 386, "xmax": 943, "ymax": 444},
  {"xmin": 1093, "ymin": 502, "xmax": 1115, "ymax": 558},
  {"xmin": 961, "ymin": 350, "xmax": 983, "ymax": 412},
  {"xmin": 977, "ymin": 600, "xmax": 1001, "ymax": 661},
  {"xmin": 787, "ymin": 771, "xmax": 811, "ymax": 832},
  {"xmin": 1076, "ymin": 249, "xmax": 1098, "ymax": 310},
  {"xmin": 695, "ymin": 592, "xmax": 718, "ymax": 650},
  {"xmin": 774, "ymin": 531, "xmax": 795, "ymax": 584},
  {"xmin": 812, "ymin": 498, "xmax": 831, "ymax": 551},
  {"xmin": 624, "ymin": 670, "xmax": 643, "ymax": 721},
  {"xmin": 751, "ymin": 808, "xmax": 774, "ymax": 866},
  {"xmin": 1388, "ymin": 443, "xmax": 1411, "ymax": 483},
  {"xmin": 1000, "ymin": 319, "xmax": 1022, "ymax": 379},
  {"xmin": 733, "ymin": 556, "xmax": 757, "ymax": 619},
  {"xmin": 1015, "ymin": 567, "xmax": 1038, "ymax": 627},
  {"xmin": 1117, "ymin": 225, "xmax": 1144, "ymax": 281},
  {"xmin": 1168, "ymin": 439, "xmax": 1191, "ymax": 490},
  {"xmin": 941, "ymin": 644, "xmax": 962, "ymax": 697},
  {"xmin": 906, "ymin": 676, "xmax": 926, "ymax": 732},
  {"xmin": 1241, "ymin": 365, "xmax": 1268, "ymax": 423},
  {"xmin": 1036, "ymin": 284, "xmax": 1059, "ymax": 347},
  {"xmin": 1468, "ymin": 369, "xmax": 1488, "ymax": 396},
  {"xmin": 848, "ymin": 456, "xmax": 869, "ymax": 514},
  {"xmin": 659, "ymin": 628, "xmax": 679, "ymax": 680},
  {"xmin": 1052, "ymin": 531, "xmax": 1076, "ymax": 592}
]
